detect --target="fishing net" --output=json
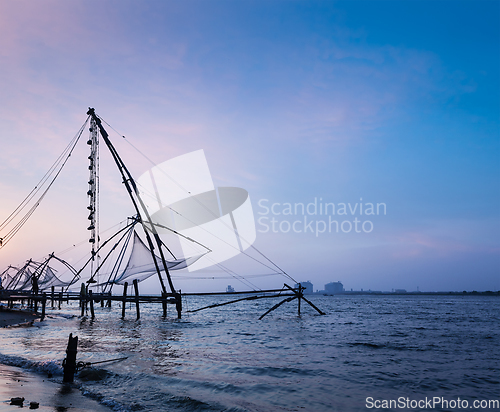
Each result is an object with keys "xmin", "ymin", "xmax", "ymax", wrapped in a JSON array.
[
  {"xmin": 107, "ymin": 232, "xmax": 204, "ymax": 285},
  {"xmin": 0, "ymin": 266, "xmax": 18, "ymax": 289},
  {"xmin": 1, "ymin": 258, "xmax": 79, "ymax": 291},
  {"xmin": 38, "ymin": 265, "xmax": 76, "ymax": 289}
]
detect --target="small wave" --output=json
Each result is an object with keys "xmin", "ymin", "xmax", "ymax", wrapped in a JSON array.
[
  {"xmin": 168, "ymin": 395, "xmax": 223, "ymax": 411},
  {"xmin": 80, "ymin": 369, "xmax": 245, "ymax": 411},
  {"xmin": 232, "ymin": 365, "xmax": 327, "ymax": 378},
  {"xmin": 349, "ymin": 342, "xmax": 385, "ymax": 349},
  {"xmin": 348, "ymin": 341, "xmax": 426, "ymax": 352},
  {"xmin": 78, "ymin": 367, "xmax": 110, "ymax": 381},
  {"xmin": 166, "ymin": 394, "xmax": 244, "ymax": 412},
  {"xmin": 389, "ymin": 332, "xmax": 408, "ymax": 337},
  {"xmin": 81, "ymin": 387, "xmax": 129, "ymax": 412},
  {"xmin": 55, "ymin": 313, "xmax": 78, "ymax": 319},
  {"xmin": 0, "ymin": 353, "xmax": 62, "ymax": 376}
]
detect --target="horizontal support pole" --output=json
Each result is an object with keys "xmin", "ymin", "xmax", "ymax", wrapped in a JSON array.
[{"xmin": 188, "ymin": 293, "xmax": 296, "ymax": 313}]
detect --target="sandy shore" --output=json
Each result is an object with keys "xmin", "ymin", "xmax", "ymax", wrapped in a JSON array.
[
  {"xmin": 0, "ymin": 307, "xmax": 112, "ymax": 411},
  {"xmin": 0, "ymin": 363, "xmax": 112, "ymax": 411},
  {"xmin": 0, "ymin": 306, "xmax": 40, "ymax": 328}
]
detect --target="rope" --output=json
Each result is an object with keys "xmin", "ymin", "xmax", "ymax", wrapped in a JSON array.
[
  {"xmin": 249, "ymin": 245, "xmax": 297, "ymax": 284},
  {"xmin": 55, "ymin": 218, "xmax": 130, "ymax": 256},
  {"xmin": 95, "ymin": 116, "xmax": 294, "ymax": 287},
  {"xmin": 170, "ymin": 273, "xmax": 281, "ymax": 280},
  {"xmin": 0, "ymin": 117, "xmax": 89, "ymax": 248}
]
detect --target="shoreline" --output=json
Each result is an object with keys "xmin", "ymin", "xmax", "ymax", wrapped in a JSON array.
[
  {"xmin": 0, "ymin": 306, "xmax": 114, "ymax": 411},
  {"xmin": 0, "ymin": 306, "xmax": 40, "ymax": 328},
  {"xmin": 0, "ymin": 363, "xmax": 113, "ymax": 411}
]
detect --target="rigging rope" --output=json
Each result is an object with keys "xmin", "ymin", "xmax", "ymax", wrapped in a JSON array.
[
  {"xmin": 55, "ymin": 218, "xmax": 131, "ymax": 257},
  {"xmin": 171, "ymin": 273, "xmax": 281, "ymax": 280},
  {"xmin": 95, "ymin": 116, "xmax": 296, "ymax": 287},
  {"xmin": 102, "ymin": 223, "xmax": 135, "ymax": 293},
  {"xmin": 0, "ymin": 117, "xmax": 90, "ymax": 248}
]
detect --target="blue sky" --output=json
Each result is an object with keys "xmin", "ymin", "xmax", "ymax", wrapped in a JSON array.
[{"xmin": 0, "ymin": 0, "xmax": 498, "ymax": 292}]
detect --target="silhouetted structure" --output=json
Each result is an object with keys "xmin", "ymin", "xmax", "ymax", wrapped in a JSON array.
[
  {"xmin": 295, "ymin": 281, "xmax": 313, "ymax": 294},
  {"xmin": 325, "ymin": 281, "xmax": 344, "ymax": 294}
]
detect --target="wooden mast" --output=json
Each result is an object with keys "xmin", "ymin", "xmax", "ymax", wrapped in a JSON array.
[{"xmin": 86, "ymin": 108, "xmax": 177, "ymax": 304}]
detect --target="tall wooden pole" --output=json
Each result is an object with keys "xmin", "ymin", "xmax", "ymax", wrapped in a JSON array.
[
  {"xmin": 121, "ymin": 282, "xmax": 128, "ymax": 319},
  {"xmin": 133, "ymin": 279, "xmax": 140, "ymax": 320},
  {"xmin": 87, "ymin": 108, "xmax": 177, "ymax": 297}
]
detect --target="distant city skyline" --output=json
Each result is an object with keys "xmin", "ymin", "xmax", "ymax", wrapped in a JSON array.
[
  {"xmin": 293, "ymin": 280, "xmax": 499, "ymax": 295},
  {"xmin": 0, "ymin": 0, "xmax": 498, "ymax": 293}
]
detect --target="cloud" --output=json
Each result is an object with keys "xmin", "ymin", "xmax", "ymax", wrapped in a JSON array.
[{"xmin": 387, "ymin": 217, "xmax": 500, "ymax": 259}]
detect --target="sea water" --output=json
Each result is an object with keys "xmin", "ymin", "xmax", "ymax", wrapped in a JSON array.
[{"xmin": 0, "ymin": 295, "xmax": 499, "ymax": 411}]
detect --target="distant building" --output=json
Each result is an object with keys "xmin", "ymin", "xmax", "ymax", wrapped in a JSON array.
[
  {"xmin": 295, "ymin": 281, "xmax": 313, "ymax": 294},
  {"xmin": 394, "ymin": 289, "xmax": 407, "ymax": 293},
  {"xmin": 325, "ymin": 281, "xmax": 344, "ymax": 294},
  {"xmin": 226, "ymin": 285, "xmax": 235, "ymax": 293}
]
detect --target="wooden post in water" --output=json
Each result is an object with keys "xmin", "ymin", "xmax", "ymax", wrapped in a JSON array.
[
  {"xmin": 85, "ymin": 285, "xmax": 89, "ymax": 312},
  {"xmin": 133, "ymin": 279, "xmax": 140, "ymax": 320},
  {"xmin": 51, "ymin": 286, "xmax": 55, "ymax": 308},
  {"xmin": 58, "ymin": 291, "xmax": 62, "ymax": 310},
  {"xmin": 80, "ymin": 283, "xmax": 85, "ymax": 317},
  {"xmin": 63, "ymin": 333, "xmax": 78, "ymax": 383},
  {"xmin": 121, "ymin": 282, "xmax": 128, "ymax": 319},
  {"xmin": 89, "ymin": 291, "xmax": 95, "ymax": 319},
  {"xmin": 297, "ymin": 284, "xmax": 302, "ymax": 316},
  {"xmin": 41, "ymin": 293, "xmax": 46, "ymax": 321},
  {"xmin": 175, "ymin": 291, "xmax": 182, "ymax": 319},
  {"xmin": 33, "ymin": 277, "xmax": 39, "ymax": 312},
  {"xmin": 284, "ymin": 283, "xmax": 326, "ymax": 316},
  {"xmin": 162, "ymin": 292, "xmax": 167, "ymax": 318}
]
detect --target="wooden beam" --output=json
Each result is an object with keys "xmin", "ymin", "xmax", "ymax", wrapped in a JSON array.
[
  {"xmin": 259, "ymin": 296, "xmax": 296, "ymax": 320},
  {"xmin": 188, "ymin": 293, "xmax": 295, "ymax": 313},
  {"xmin": 121, "ymin": 282, "xmax": 128, "ymax": 319},
  {"xmin": 133, "ymin": 279, "xmax": 140, "ymax": 320}
]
